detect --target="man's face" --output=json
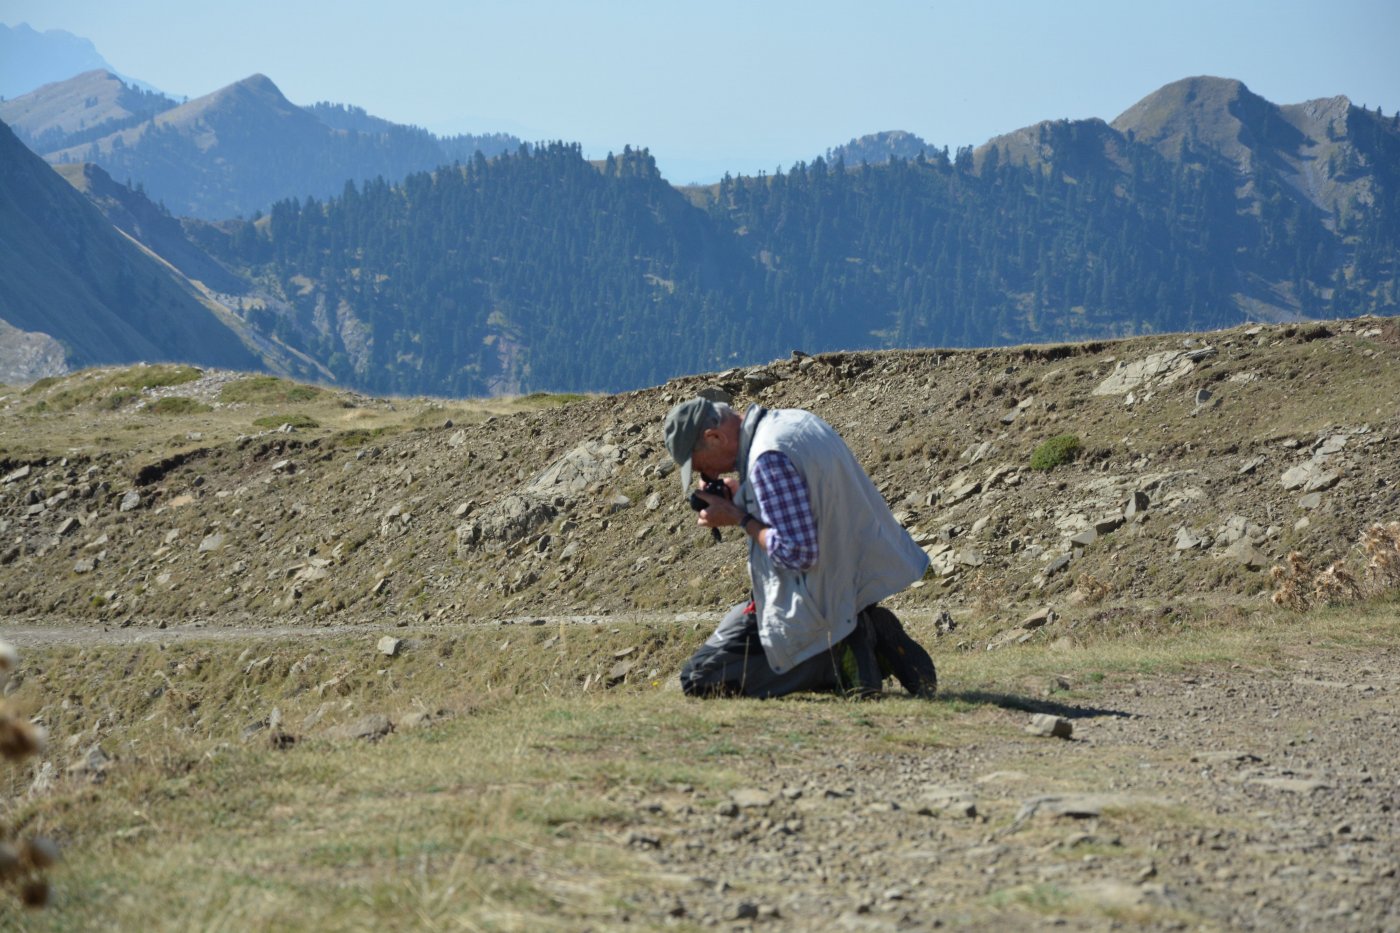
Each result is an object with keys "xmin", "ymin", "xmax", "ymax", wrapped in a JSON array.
[{"xmin": 690, "ymin": 415, "xmax": 739, "ymax": 480}]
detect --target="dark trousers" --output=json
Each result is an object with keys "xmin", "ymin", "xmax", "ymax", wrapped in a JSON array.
[{"xmin": 680, "ymin": 601, "xmax": 870, "ymax": 699}]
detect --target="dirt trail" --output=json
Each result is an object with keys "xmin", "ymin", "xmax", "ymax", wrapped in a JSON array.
[{"xmin": 606, "ymin": 646, "xmax": 1400, "ymax": 931}]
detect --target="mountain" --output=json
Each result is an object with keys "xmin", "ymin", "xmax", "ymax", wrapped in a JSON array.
[
  {"xmin": 0, "ymin": 69, "xmax": 179, "ymax": 156},
  {"xmin": 12, "ymin": 72, "xmax": 523, "ymax": 219},
  {"xmin": 53, "ymin": 76, "xmax": 1399, "ymax": 397},
  {"xmin": 0, "ymin": 118, "xmax": 262, "ymax": 383},
  {"xmin": 0, "ymin": 22, "xmax": 111, "ymax": 99},
  {"xmin": 977, "ymin": 76, "xmax": 1400, "ymax": 321}
]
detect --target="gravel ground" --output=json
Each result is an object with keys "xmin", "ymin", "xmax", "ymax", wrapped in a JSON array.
[{"xmin": 603, "ymin": 645, "xmax": 1400, "ymax": 931}]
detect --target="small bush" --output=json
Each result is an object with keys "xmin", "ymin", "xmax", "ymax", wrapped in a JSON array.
[
  {"xmin": 1029, "ymin": 434, "xmax": 1081, "ymax": 471},
  {"xmin": 148, "ymin": 397, "xmax": 212, "ymax": 416},
  {"xmin": 252, "ymin": 413, "xmax": 320, "ymax": 430}
]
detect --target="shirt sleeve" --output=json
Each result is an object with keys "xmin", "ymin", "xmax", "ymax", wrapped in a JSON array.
[{"xmin": 748, "ymin": 451, "xmax": 819, "ymax": 571}]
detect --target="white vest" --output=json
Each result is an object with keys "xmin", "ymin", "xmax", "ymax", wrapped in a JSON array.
[{"xmin": 736, "ymin": 406, "xmax": 930, "ymax": 673}]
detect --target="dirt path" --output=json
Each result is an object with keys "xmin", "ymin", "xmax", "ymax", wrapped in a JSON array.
[{"xmin": 606, "ymin": 647, "xmax": 1400, "ymax": 930}]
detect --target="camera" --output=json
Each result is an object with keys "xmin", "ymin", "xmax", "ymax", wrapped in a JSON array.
[
  {"xmin": 689, "ymin": 477, "xmax": 729, "ymax": 542},
  {"xmin": 689, "ymin": 477, "xmax": 730, "ymax": 513}
]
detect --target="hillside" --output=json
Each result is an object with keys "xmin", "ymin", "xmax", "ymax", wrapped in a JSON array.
[
  {"xmin": 13, "ymin": 72, "xmax": 523, "ymax": 219},
  {"xmin": 2, "ymin": 316, "xmax": 1395, "ymax": 633},
  {"xmin": 53, "ymin": 161, "xmax": 245, "ymax": 294},
  {"xmin": 2, "ymin": 320, "xmax": 1398, "ymax": 930},
  {"xmin": 0, "ymin": 119, "xmax": 262, "ymax": 384}
]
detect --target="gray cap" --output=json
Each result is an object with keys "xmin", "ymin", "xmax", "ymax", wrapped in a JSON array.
[{"xmin": 662, "ymin": 397, "xmax": 715, "ymax": 493}]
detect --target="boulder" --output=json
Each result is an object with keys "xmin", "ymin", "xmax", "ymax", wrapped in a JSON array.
[
  {"xmin": 1223, "ymin": 539, "xmax": 1267, "ymax": 570},
  {"xmin": 1092, "ymin": 350, "xmax": 1196, "ymax": 396},
  {"xmin": 1174, "ymin": 527, "xmax": 1202, "ymax": 550},
  {"xmin": 1303, "ymin": 469, "xmax": 1341, "ymax": 493},
  {"xmin": 1021, "ymin": 607, "xmax": 1057, "ymax": 630}
]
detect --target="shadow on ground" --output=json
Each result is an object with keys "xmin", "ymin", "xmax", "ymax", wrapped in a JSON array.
[{"xmin": 939, "ymin": 689, "xmax": 1133, "ymax": 719}]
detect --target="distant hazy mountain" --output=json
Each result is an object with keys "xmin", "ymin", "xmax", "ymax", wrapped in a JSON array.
[
  {"xmin": 0, "ymin": 69, "xmax": 179, "ymax": 154},
  {"xmin": 0, "ymin": 118, "xmax": 261, "ymax": 383},
  {"xmin": 7, "ymin": 72, "xmax": 523, "ymax": 219},
  {"xmin": 823, "ymin": 130, "xmax": 938, "ymax": 166},
  {"xmin": 0, "ymin": 22, "xmax": 111, "ymax": 99}
]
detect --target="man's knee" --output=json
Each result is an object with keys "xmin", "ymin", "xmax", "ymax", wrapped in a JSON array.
[{"xmin": 680, "ymin": 649, "xmax": 731, "ymax": 698}]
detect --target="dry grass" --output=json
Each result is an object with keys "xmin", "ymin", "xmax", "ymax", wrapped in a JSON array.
[{"xmin": 2, "ymin": 602, "xmax": 1397, "ymax": 929}]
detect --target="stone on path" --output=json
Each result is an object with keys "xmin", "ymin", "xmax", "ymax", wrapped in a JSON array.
[{"xmin": 1026, "ymin": 714, "xmax": 1073, "ymax": 738}]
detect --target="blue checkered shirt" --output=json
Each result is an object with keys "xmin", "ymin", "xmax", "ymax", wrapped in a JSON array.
[{"xmin": 749, "ymin": 451, "xmax": 819, "ymax": 571}]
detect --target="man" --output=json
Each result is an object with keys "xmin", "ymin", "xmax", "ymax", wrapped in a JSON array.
[{"xmin": 663, "ymin": 396, "xmax": 937, "ymax": 699}]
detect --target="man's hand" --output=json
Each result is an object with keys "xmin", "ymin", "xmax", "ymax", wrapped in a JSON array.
[{"xmin": 694, "ymin": 487, "xmax": 744, "ymax": 530}]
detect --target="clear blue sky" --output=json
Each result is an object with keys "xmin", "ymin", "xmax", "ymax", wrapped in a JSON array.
[{"xmin": 3, "ymin": 0, "xmax": 1397, "ymax": 184}]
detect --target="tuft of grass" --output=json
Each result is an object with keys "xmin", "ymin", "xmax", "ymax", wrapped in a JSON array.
[
  {"xmin": 220, "ymin": 375, "xmax": 323, "ymax": 405},
  {"xmin": 1029, "ymin": 434, "xmax": 1081, "ymax": 471},
  {"xmin": 147, "ymin": 397, "xmax": 213, "ymax": 416}
]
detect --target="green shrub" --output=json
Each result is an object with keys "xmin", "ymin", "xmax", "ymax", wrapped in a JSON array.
[
  {"xmin": 1029, "ymin": 434, "xmax": 1081, "ymax": 471},
  {"xmin": 252, "ymin": 413, "xmax": 320, "ymax": 430},
  {"xmin": 148, "ymin": 397, "xmax": 213, "ymax": 415}
]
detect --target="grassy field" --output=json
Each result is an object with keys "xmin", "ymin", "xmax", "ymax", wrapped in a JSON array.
[
  {"xmin": 3, "ymin": 601, "xmax": 1396, "ymax": 929},
  {"xmin": 0, "ymin": 365, "xmax": 591, "ymax": 462}
]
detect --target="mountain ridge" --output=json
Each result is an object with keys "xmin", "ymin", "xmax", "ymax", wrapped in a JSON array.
[{"xmin": 11, "ymin": 71, "xmax": 524, "ymax": 219}]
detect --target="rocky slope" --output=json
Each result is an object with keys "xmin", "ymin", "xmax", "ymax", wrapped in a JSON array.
[{"xmin": 1, "ymin": 318, "xmax": 1397, "ymax": 636}]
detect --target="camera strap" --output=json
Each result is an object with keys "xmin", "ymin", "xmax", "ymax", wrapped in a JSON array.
[{"xmin": 735, "ymin": 404, "xmax": 769, "ymax": 489}]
